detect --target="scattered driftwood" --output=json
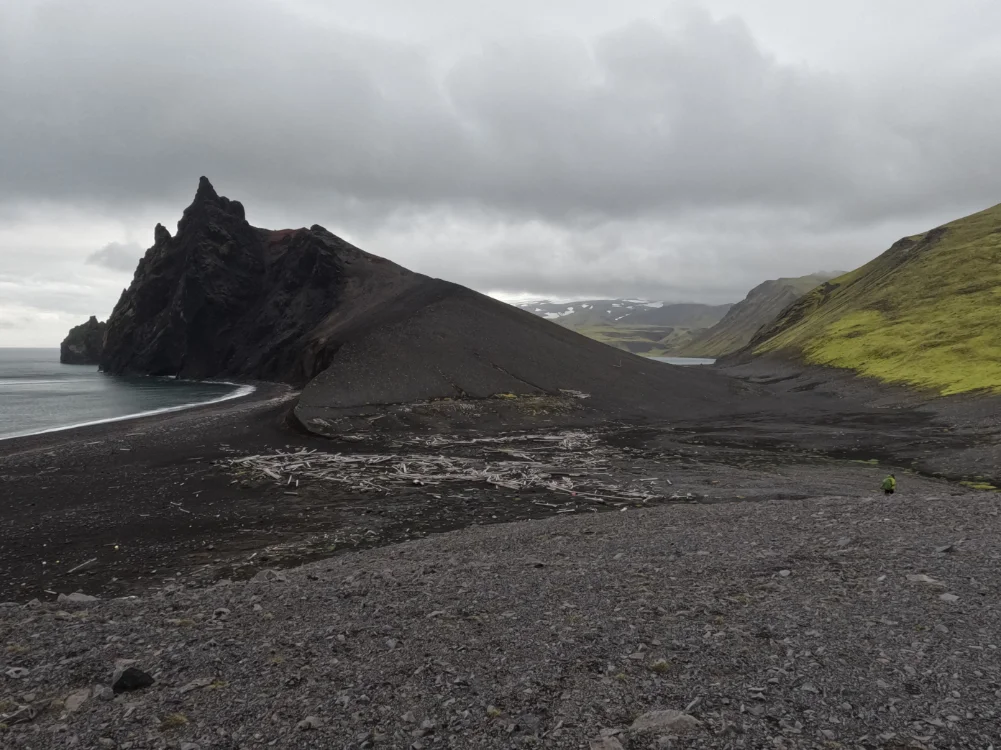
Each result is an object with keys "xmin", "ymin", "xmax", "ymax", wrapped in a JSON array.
[
  {"xmin": 220, "ymin": 430, "xmax": 665, "ymax": 507},
  {"xmin": 67, "ymin": 557, "xmax": 98, "ymax": 574}
]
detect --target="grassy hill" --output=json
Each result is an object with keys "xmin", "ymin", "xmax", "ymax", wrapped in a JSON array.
[
  {"xmin": 746, "ymin": 202, "xmax": 1001, "ymax": 395},
  {"xmin": 674, "ymin": 273, "xmax": 839, "ymax": 357}
]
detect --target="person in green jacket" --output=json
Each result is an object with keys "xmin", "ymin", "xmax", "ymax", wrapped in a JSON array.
[{"xmin": 881, "ymin": 474, "xmax": 896, "ymax": 496}]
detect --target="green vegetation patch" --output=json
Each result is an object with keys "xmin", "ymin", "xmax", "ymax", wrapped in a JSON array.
[
  {"xmin": 755, "ymin": 203, "xmax": 1001, "ymax": 395},
  {"xmin": 574, "ymin": 324, "xmax": 702, "ymax": 355},
  {"xmin": 960, "ymin": 481, "xmax": 998, "ymax": 491}
]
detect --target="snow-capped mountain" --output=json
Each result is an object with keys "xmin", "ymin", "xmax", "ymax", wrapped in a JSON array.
[
  {"xmin": 515, "ymin": 299, "xmax": 729, "ymax": 328},
  {"xmin": 515, "ymin": 298, "xmax": 661, "ymax": 320}
]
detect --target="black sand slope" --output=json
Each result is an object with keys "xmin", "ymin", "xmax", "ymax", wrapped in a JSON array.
[{"xmin": 295, "ymin": 284, "xmax": 754, "ymax": 433}]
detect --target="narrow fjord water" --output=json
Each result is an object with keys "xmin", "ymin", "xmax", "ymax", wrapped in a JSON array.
[
  {"xmin": 0, "ymin": 349, "xmax": 251, "ymax": 441},
  {"xmin": 651, "ymin": 356, "xmax": 716, "ymax": 366}
]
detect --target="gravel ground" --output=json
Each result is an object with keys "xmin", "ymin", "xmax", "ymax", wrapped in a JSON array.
[{"xmin": 3, "ymin": 487, "xmax": 999, "ymax": 749}]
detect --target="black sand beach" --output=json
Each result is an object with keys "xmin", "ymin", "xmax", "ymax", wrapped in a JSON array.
[{"xmin": 1, "ymin": 365, "xmax": 991, "ymax": 604}]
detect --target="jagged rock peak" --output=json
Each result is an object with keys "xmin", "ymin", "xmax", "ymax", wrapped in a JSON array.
[
  {"xmin": 177, "ymin": 177, "xmax": 245, "ymax": 233},
  {"xmin": 194, "ymin": 175, "xmax": 218, "ymax": 202},
  {"xmin": 154, "ymin": 223, "xmax": 171, "ymax": 244}
]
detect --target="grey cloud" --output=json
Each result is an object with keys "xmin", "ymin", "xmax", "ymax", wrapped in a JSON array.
[
  {"xmin": 86, "ymin": 242, "xmax": 142, "ymax": 273},
  {"xmin": 2, "ymin": 0, "xmax": 999, "ymax": 228},
  {"xmin": 1, "ymin": 0, "xmax": 1001, "ymax": 346}
]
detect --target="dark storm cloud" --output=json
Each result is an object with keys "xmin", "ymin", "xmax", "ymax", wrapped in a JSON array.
[
  {"xmin": 2, "ymin": 0, "xmax": 999, "ymax": 227},
  {"xmin": 85, "ymin": 242, "xmax": 142, "ymax": 273}
]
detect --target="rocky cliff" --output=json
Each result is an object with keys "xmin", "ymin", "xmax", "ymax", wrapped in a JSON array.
[
  {"xmin": 59, "ymin": 316, "xmax": 106, "ymax": 365},
  {"xmin": 101, "ymin": 177, "xmax": 432, "ymax": 383}
]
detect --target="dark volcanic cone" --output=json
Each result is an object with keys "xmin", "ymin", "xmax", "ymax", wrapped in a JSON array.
[{"xmin": 102, "ymin": 178, "xmax": 755, "ymax": 430}]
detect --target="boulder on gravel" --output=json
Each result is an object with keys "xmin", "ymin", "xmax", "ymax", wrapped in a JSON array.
[{"xmin": 112, "ymin": 667, "xmax": 155, "ymax": 694}]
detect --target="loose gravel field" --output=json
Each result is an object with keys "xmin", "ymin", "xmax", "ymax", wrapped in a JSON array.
[{"xmin": 3, "ymin": 486, "xmax": 999, "ymax": 749}]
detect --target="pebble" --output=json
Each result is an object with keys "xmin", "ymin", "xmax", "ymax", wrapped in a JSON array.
[
  {"xmin": 179, "ymin": 677, "xmax": 213, "ymax": 694},
  {"xmin": 64, "ymin": 687, "xmax": 90, "ymax": 713},
  {"xmin": 590, "ymin": 737, "xmax": 624, "ymax": 750},
  {"xmin": 939, "ymin": 593, "xmax": 960, "ymax": 603},
  {"xmin": 57, "ymin": 592, "xmax": 99, "ymax": 603},
  {"xmin": 252, "ymin": 569, "xmax": 288, "ymax": 583},
  {"xmin": 630, "ymin": 709, "xmax": 702, "ymax": 735},
  {"xmin": 297, "ymin": 715, "xmax": 322, "ymax": 731},
  {"xmin": 779, "ymin": 569, "xmax": 791, "ymax": 577},
  {"xmin": 906, "ymin": 574, "xmax": 944, "ymax": 587},
  {"xmin": 4, "ymin": 667, "xmax": 30, "ymax": 679}
]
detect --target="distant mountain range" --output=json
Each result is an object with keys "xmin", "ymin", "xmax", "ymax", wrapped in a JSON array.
[
  {"xmin": 738, "ymin": 201, "xmax": 1001, "ymax": 395},
  {"xmin": 514, "ymin": 299, "xmax": 732, "ymax": 355},
  {"xmin": 514, "ymin": 274, "xmax": 839, "ymax": 358}
]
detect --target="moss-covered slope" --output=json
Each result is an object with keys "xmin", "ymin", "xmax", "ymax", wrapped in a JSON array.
[
  {"xmin": 746, "ymin": 202, "xmax": 1001, "ymax": 395},
  {"xmin": 675, "ymin": 273, "xmax": 838, "ymax": 357}
]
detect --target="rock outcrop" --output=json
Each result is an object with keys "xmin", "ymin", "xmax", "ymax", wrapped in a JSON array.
[
  {"xmin": 59, "ymin": 316, "xmax": 106, "ymax": 365},
  {"xmin": 101, "ymin": 177, "xmax": 431, "ymax": 383}
]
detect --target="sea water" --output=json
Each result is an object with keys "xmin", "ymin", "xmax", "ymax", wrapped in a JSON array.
[
  {"xmin": 0, "ymin": 349, "xmax": 251, "ymax": 441},
  {"xmin": 650, "ymin": 356, "xmax": 716, "ymax": 366}
]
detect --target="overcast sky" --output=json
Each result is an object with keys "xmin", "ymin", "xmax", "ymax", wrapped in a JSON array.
[{"xmin": 2, "ymin": 0, "xmax": 1000, "ymax": 345}]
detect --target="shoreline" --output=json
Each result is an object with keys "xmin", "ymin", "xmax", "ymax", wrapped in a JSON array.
[
  {"xmin": 0, "ymin": 379, "xmax": 291, "ymax": 457},
  {"xmin": 0, "ymin": 380, "xmax": 257, "ymax": 443}
]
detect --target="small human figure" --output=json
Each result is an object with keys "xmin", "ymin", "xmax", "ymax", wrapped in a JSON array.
[{"xmin": 881, "ymin": 473, "xmax": 896, "ymax": 496}]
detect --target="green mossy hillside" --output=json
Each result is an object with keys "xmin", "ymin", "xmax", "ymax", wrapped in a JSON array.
[
  {"xmin": 675, "ymin": 273, "xmax": 838, "ymax": 358},
  {"xmin": 750, "ymin": 202, "xmax": 1001, "ymax": 395}
]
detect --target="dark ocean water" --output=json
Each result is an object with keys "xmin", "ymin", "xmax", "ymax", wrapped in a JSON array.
[{"xmin": 0, "ymin": 349, "xmax": 252, "ymax": 441}]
